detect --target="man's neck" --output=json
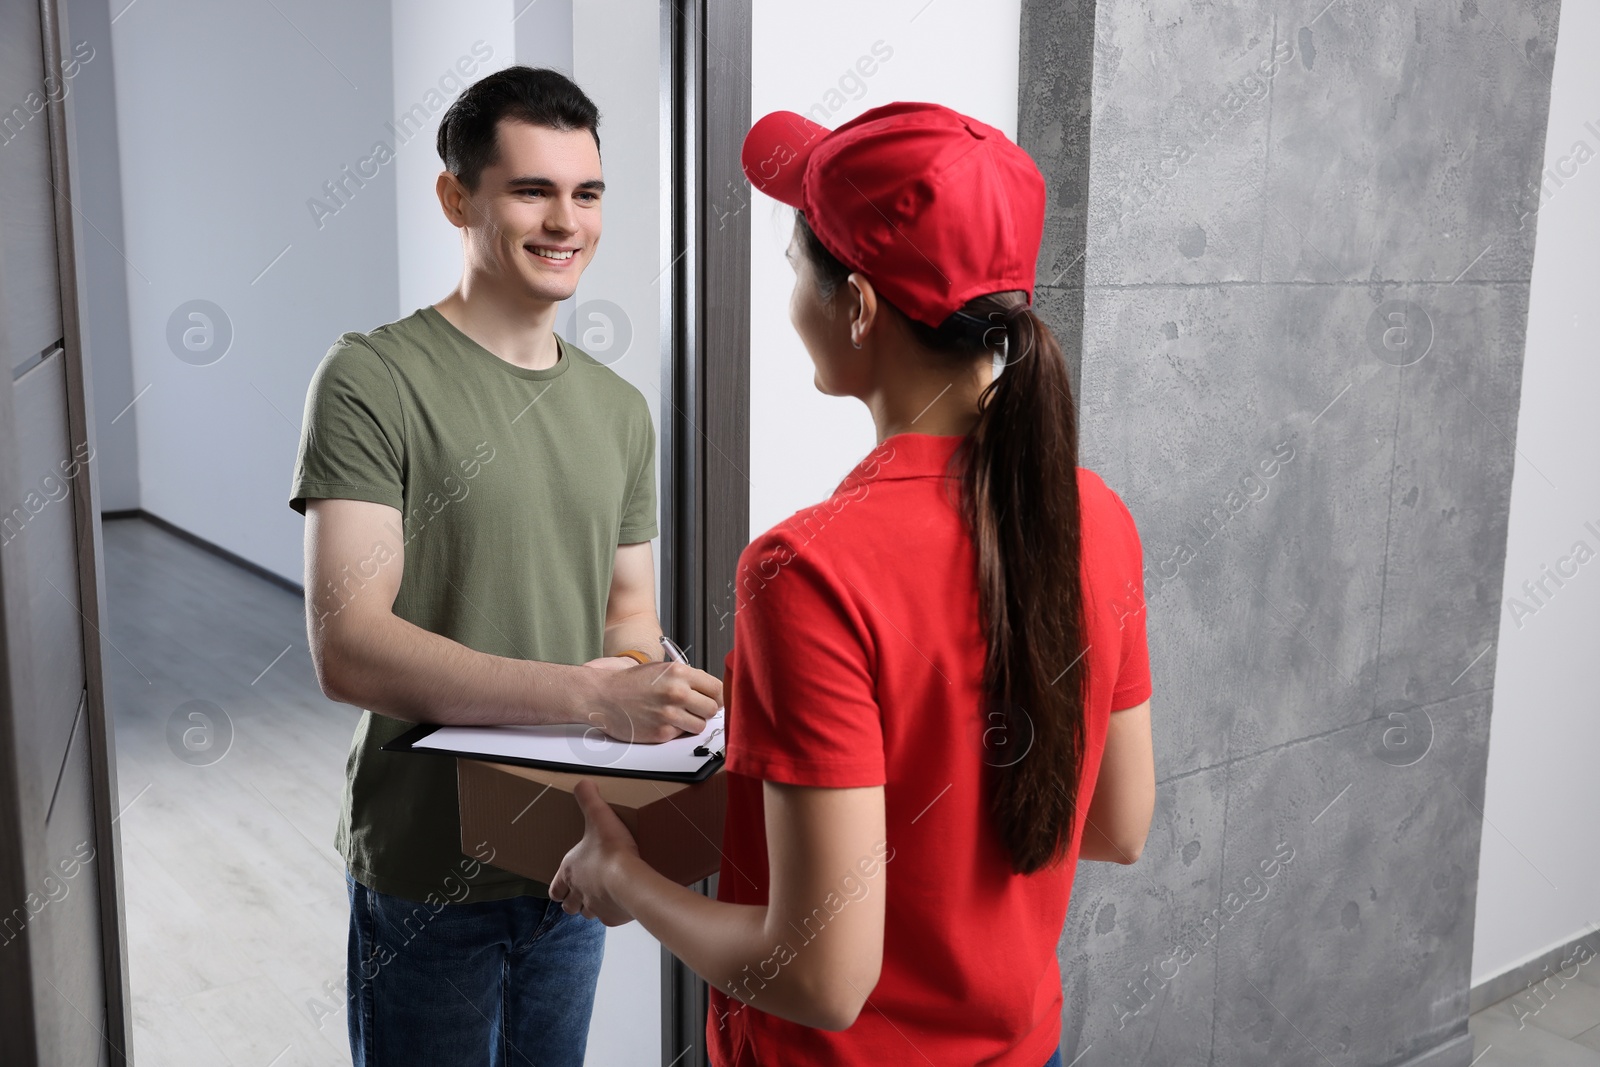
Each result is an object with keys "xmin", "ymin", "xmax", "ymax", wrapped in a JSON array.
[{"xmin": 433, "ymin": 285, "xmax": 563, "ymax": 371}]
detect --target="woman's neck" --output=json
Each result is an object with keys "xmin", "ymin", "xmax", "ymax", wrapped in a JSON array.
[{"xmin": 867, "ymin": 352, "xmax": 995, "ymax": 442}]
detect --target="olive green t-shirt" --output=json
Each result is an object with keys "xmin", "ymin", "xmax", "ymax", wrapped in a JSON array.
[{"xmin": 289, "ymin": 304, "xmax": 657, "ymax": 903}]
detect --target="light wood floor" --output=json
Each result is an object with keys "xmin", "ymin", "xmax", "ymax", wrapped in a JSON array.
[{"xmin": 104, "ymin": 518, "xmax": 360, "ymax": 1066}]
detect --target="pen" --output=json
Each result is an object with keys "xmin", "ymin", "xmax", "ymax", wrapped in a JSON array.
[
  {"xmin": 661, "ymin": 635, "xmax": 725, "ymax": 757},
  {"xmin": 659, "ymin": 634, "xmax": 690, "ymax": 665}
]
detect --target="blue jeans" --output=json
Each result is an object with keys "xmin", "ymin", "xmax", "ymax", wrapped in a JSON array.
[
  {"xmin": 345, "ymin": 869, "xmax": 606, "ymax": 1066},
  {"xmin": 1044, "ymin": 1048, "xmax": 1063, "ymax": 1067}
]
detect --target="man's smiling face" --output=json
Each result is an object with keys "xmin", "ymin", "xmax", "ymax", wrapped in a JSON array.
[{"xmin": 464, "ymin": 119, "xmax": 604, "ymax": 304}]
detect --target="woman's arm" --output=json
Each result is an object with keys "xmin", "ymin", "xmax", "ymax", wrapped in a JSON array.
[
  {"xmin": 1078, "ymin": 697, "xmax": 1155, "ymax": 863},
  {"xmin": 554, "ymin": 779, "xmax": 888, "ymax": 1031}
]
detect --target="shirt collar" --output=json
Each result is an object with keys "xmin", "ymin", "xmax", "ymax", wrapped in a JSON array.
[{"xmin": 834, "ymin": 431, "xmax": 966, "ymax": 494}]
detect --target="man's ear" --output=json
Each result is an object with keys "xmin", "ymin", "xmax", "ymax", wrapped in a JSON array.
[
  {"xmin": 846, "ymin": 272, "xmax": 880, "ymax": 347},
  {"xmin": 436, "ymin": 170, "xmax": 472, "ymax": 229}
]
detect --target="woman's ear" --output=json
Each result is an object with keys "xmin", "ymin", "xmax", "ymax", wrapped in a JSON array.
[{"xmin": 846, "ymin": 272, "xmax": 880, "ymax": 349}]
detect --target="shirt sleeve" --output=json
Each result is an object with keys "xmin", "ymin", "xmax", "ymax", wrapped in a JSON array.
[
  {"xmin": 723, "ymin": 528, "xmax": 885, "ymax": 787},
  {"xmin": 617, "ymin": 395, "xmax": 658, "ymax": 543},
  {"xmin": 289, "ymin": 337, "xmax": 406, "ymax": 516},
  {"xmin": 1106, "ymin": 487, "xmax": 1153, "ymax": 711}
]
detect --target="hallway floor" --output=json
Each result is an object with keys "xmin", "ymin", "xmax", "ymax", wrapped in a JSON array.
[
  {"xmin": 102, "ymin": 516, "xmax": 1600, "ymax": 1065},
  {"xmin": 104, "ymin": 518, "xmax": 359, "ymax": 1066},
  {"xmin": 1471, "ymin": 966, "xmax": 1600, "ymax": 1065}
]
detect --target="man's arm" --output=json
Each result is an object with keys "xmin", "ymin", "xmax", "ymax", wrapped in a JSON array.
[
  {"xmin": 598, "ymin": 541, "xmax": 667, "ymax": 664},
  {"xmin": 305, "ymin": 498, "xmax": 718, "ymax": 736},
  {"xmin": 593, "ymin": 541, "xmax": 725, "ymax": 724}
]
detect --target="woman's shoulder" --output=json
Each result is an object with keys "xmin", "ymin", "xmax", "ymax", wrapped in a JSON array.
[
  {"xmin": 733, "ymin": 479, "xmax": 912, "ymax": 598},
  {"xmin": 744, "ymin": 457, "xmax": 913, "ymax": 559},
  {"xmin": 1074, "ymin": 464, "xmax": 1115, "ymax": 498},
  {"xmin": 1076, "ymin": 466, "xmax": 1143, "ymax": 545},
  {"xmin": 736, "ymin": 509, "xmax": 846, "ymax": 575},
  {"xmin": 1076, "ymin": 465, "xmax": 1133, "ymax": 512}
]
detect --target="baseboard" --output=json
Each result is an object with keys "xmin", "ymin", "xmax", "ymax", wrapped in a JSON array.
[
  {"xmin": 1470, "ymin": 928, "xmax": 1600, "ymax": 1014},
  {"xmin": 102, "ymin": 509, "xmax": 305, "ymax": 598},
  {"xmin": 1388, "ymin": 1030, "xmax": 1474, "ymax": 1067}
]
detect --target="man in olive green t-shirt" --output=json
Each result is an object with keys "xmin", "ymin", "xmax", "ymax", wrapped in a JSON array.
[{"xmin": 289, "ymin": 67, "xmax": 721, "ymax": 1067}]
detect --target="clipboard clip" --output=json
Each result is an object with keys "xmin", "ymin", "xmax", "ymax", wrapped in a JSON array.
[{"xmin": 693, "ymin": 724, "xmax": 725, "ymax": 759}]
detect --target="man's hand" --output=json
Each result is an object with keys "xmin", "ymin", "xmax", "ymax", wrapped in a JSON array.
[{"xmin": 585, "ymin": 661, "xmax": 721, "ymax": 743}]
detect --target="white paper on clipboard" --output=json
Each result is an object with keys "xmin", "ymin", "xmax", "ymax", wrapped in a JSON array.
[{"xmin": 410, "ymin": 707, "xmax": 724, "ymax": 776}]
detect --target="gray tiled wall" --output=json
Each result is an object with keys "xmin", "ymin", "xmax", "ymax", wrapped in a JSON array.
[{"xmin": 1021, "ymin": 2, "xmax": 1561, "ymax": 1064}]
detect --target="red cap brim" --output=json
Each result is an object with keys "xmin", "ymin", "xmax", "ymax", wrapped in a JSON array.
[{"xmin": 740, "ymin": 110, "xmax": 831, "ymax": 208}]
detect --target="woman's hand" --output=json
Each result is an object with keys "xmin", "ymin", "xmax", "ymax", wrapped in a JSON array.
[{"xmin": 549, "ymin": 779, "xmax": 642, "ymax": 926}]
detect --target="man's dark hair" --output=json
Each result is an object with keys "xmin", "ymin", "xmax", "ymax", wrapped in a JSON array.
[{"xmin": 436, "ymin": 66, "xmax": 601, "ymax": 194}]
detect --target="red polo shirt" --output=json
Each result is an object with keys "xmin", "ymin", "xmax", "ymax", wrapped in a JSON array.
[{"xmin": 706, "ymin": 431, "xmax": 1152, "ymax": 1067}]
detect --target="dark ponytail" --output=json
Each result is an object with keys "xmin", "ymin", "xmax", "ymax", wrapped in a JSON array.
[
  {"xmin": 958, "ymin": 297, "xmax": 1089, "ymax": 875},
  {"xmin": 795, "ymin": 212, "xmax": 1089, "ymax": 876}
]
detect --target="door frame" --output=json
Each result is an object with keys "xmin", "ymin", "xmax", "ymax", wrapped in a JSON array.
[
  {"xmin": 0, "ymin": 0, "xmax": 134, "ymax": 1062},
  {"xmin": 658, "ymin": 0, "xmax": 750, "ymax": 1062}
]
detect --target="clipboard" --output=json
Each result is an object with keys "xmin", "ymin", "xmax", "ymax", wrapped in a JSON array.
[{"xmin": 382, "ymin": 708, "xmax": 726, "ymax": 784}]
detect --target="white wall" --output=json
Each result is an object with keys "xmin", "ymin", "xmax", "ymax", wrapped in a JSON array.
[
  {"xmin": 112, "ymin": 0, "xmax": 397, "ymax": 584},
  {"xmin": 391, "ymin": 0, "xmax": 516, "ymax": 317},
  {"xmin": 748, "ymin": 0, "xmax": 1022, "ymax": 540},
  {"xmin": 1471, "ymin": 1, "xmax": 1600, "ymax": 987}
]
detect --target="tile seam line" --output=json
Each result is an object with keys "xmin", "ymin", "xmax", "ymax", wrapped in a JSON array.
[{"xmin": 1156, "ymin": 683, "xmax": 1492, "ymax": 786}]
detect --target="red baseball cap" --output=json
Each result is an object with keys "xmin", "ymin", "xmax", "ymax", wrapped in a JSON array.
[{"xmin": 740, "ymin": 101, "xmax": 1046, "ymax": 328}]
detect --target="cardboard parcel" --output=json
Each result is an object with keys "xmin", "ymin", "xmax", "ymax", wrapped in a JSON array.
[{"xmin": 456, "ymin": 757, "xmax": 728, "ymax": 887}]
